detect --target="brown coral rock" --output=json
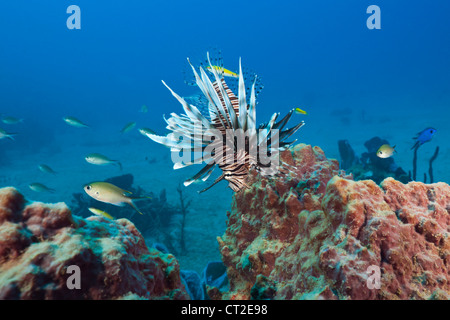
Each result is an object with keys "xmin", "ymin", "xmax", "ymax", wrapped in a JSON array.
[
  {"xmin": 0, "ymin": 187, "xmax": 189, "ymax": 300},
  {"xmin": 218, "ymin": 144, "xmax": 450, "ymax": 300}
]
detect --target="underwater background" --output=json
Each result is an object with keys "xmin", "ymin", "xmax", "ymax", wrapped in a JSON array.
[{"xmin": 1, "ymin": 0, "xmax": 450, "ymax": 276}]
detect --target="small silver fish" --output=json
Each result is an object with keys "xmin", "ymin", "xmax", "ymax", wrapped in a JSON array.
[
  {"xmin": 85, "ymin": 153, "xmax": 122, "ymax": 170},
  {"xmin": 121, "ymin": 122, "xmax": 136, "ymax": 133},
  {"xmin": 63, "ymin": 116, "xmax": 90, "ymax": 128},
  {"xmin": 38, "ymin": 164, "xmax": 57, "ymax": 175},
  {"xmin": 0, "ymin": 128, "xmax": 16, "ymax": 140},
  {"xmin": 29, "ymin": 182, "xmax": 55, "ymax": 193},
  {"xmin": 1, "ymin": 116, "xmax": 23, "ymax": 124}
]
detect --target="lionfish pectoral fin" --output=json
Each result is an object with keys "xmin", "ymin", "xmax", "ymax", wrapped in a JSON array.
[
  {"xmin": 174, "ymin": 162, "xmax": 186, "ymax": 170},
  {"xmin": 273, "ymin": 109, "xmax": 295, "ymax": 131},
  {"xmin": 241, "ymin": 180, "xmax": 251, "ymax": 190},
  {"xmin": 278, "ymin": 122, "xmax": 305, "ymax": 143},
  {"xmin": 280, "ymin": 159, "xmax": 299, "ymax": 173},
  {"xmin": 184, "ymin": 163, "xmax": 215, "ymax": 187},
  {"xmin": 201, "ymin": 167, "xmax": 215, "ymax": 181},
  {"xmin": 278, "ymin": 138, "xmax": 298, "ymax": 149},
  {"xmin": 198, "ymin": 173, "xmax": 225, "ymax": 194},
  {"xmin": 183, "ymin": 180, "xmax": 194, "ymax": 187}
]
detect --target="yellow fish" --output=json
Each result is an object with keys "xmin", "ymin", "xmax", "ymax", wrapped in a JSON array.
[
  {"xmin": 83, "ymin": 181, "xmax": 149, "ymax": 215},
  {"xmin": 377, "ymin": 144, "xmax": 396, "ymax": 158},
  {"xmin": 206, "ymin": 65, "xmax": 239, "ymax": 78},
  {"xmin": 294, "ymin": 107, "xmax": 307, "ymax": 115},
  {"xmin": 88, "ymin": 207, "xmax": 114, "ymax": 220}
]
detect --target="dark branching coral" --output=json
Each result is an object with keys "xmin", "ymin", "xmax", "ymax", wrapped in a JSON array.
[
  {"xmin": 411, "ymin": 144, "xmax": 440, "ymax": 183},
  {"xmin": 428, "ymin": 146, "xmax": 439, "ymax": 183},
  {"xmin": 176, "ymin": 183, "xmax": 191, "ymax": 255}
]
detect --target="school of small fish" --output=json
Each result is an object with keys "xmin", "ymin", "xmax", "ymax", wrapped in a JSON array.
[{"xmin": 1, "ymin": 105, "xmax": 157, "ymax": 220}]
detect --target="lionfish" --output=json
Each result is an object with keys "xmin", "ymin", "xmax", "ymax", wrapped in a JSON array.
[{"xmin": 146, "ymin": 53, "xmax": 304, "ymax": 193}]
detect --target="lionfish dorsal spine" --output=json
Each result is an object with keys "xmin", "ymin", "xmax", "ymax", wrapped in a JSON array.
[
  {"xmin": 161, "ymin": 80, "xmax": 212, "ymax": 131},
  {"xmin": 200, "ymin": 66, "xmax": 231, "ymax": 130},
  {"xmin": 206, "ymin": 52, "xmax": 239, "ymax": 131},
  {"xmin": 247, "ymin": 76, "xmax": 257, "ymax": 131},
  {"xmin": 258, "ymin": 113, "xmax": 279, "ymax": 145},
  {"xmin": 238, "ymin": 58, "xmax": 248, "ymax": 131},
  {"xmin": 212, "ymin": 79, "xmax": 240, "ymax": 135},
  {"xmin": 187, "ymin": 58, "xmax": 229, "ymax": 130}
]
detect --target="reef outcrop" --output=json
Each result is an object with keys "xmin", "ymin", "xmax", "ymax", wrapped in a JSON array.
[
  {"xmin": 217, "ymin": 144, "xmax": 450, "ymax": 300},
  {"xmin": 0, "ymin": 187, "xmax": 189, "ymax": 300}
]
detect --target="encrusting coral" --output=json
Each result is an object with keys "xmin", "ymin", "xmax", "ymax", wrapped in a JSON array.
[
  {"xmin": 217, "ymin": 143, "xmax": 450, "ymax": 300},
  {"xmin": 0, "ymin": 187, "xmax": 189, "ymax": 299}
]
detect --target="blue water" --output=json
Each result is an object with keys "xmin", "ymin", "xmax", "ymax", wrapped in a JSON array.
[
  {"xmin": 0, "ymin": 1, "xmax": 449, "ymax": 271},
  {"xmin": 1, "ymin": 0, "xmax": 449, "ymax": 130}
]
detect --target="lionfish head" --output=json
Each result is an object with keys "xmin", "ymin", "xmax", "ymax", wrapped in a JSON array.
[{"xmin": 146, "ymin": 52, "xmax": 305, "ymax": 193}]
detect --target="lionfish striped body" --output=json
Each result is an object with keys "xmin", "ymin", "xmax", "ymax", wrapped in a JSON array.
[{"xmin": 147, "ymin": 53, "xmax": 304, "ymax": 193}]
